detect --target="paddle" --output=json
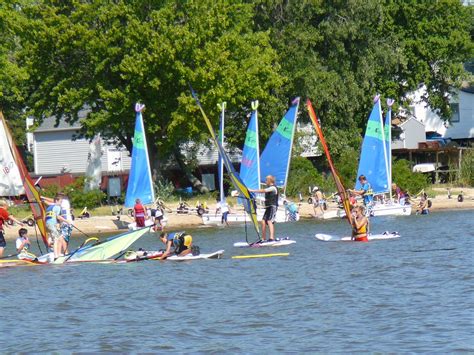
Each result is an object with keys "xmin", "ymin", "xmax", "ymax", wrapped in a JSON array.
[{"xmin": 71, "ymin": 224, "xmax": 93, "ymax": 239}]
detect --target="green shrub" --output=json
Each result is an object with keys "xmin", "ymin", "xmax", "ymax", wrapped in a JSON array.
[
  {"xmin": 392, "ymin": 159, "xmax": 430, "ymax": 195},
  {"xmin": 334, "ymin": 149, "xmax": 359, "ymax": 189},
  {"xmin": 286, "ymin": 157, "xmax": 325, "ymax": 197},
  {"xmin": 459, "ymin": 148, "xmax": 474, "ymax": 186}
]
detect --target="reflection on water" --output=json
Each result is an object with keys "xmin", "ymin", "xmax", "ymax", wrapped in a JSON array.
[{"xmin": 1, "ymin": 209, "xmax": 473, "ymax": 352}]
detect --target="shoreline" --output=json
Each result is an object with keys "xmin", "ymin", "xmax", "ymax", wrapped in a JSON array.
[{"xmin": 2, "ymin": 192, "xmax": 473, "ymax": 240}]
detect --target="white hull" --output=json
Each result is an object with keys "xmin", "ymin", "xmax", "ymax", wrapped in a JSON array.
[
  {"xmin": 202, "ymin": 207, "xmax": 299, "ymax": 226},
  {"xmin": 321, "ymin": 202, "xmax": 411, "ymax": 220}
]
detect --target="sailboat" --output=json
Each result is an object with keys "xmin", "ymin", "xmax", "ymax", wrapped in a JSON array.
[
  {"xmin": 201, "ymin": 99, "xmax": 300, "ymax": 225},
  {"xmin": 125, "ymin": 103, "xmax": 156, "ymax": 230},
  {"xmin": 354, "ymin": 96, "xmax": 411, "ymax": 216}
]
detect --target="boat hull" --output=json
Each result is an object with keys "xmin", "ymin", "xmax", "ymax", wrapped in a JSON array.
[{"xmin": 202, "ymin": 207, "xmax": 299, "ymax": 226}]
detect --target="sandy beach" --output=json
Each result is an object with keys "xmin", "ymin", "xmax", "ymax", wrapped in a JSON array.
[{"xmin": 2, "ymin": 187, "xmax": 473, "ymax": 240}]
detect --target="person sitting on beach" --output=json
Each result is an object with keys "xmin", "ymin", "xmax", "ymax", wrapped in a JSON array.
[
  {"xmin": 158, "ymin": 231, "xmax": 193, "ymax": 259},
  {"xmin": 351, "ymin": 206, "xmax": 369, "ymax": 242},
  {"xmin": 134, "ymin": 198, "xmax": 147, "ymax": 228},
  {"xmin": 16, "ymin": 228, "xmax": 31, "ymax": 253},
  {"xmin": 215, "ymin": 199, "xmax": 231, "ymax": 226},
  {"xmin": 0, "ymin": 200, "xmax": 25, "ymax": 258},
  {"xmin": 392, "ymin": 183, "xmax": 407, "ymax": 205},
  {"xmin": 249, "ymin": 175, "xmax": 278, "ymax": 242}
]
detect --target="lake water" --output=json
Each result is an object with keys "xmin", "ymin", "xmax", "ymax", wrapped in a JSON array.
[{"xmin": 1, "ymin": 209, "xmax": 473, "ymax": 352}]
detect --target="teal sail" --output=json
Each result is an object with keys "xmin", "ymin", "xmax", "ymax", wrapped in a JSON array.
[
  {"xmin": 124, "ymin": 104, "xmax": 155, "ymax": 208},
  {"xmin": 239, "ymin": 101, "xmax": 261, "ymax": 193},
  {"xmin": 355, "ymin": 96, "xmax": 389, "ymax": 194},
  {"xmin": 260, "ymin": 97, "xmax": 300, "ymax": 190}
]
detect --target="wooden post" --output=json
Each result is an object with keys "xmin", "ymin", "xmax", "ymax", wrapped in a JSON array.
[
  {"xmin": 435, "ymin": 151, "xmax": 439, "ymax": 183},
  {"xmin": 458, "ymin": 148, "xmax": 463, "ymax": 181}
]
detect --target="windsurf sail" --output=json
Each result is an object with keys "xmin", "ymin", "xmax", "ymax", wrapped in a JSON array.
[
  {"xmin": 260, "ymin": 98, "xmax": 300, "ymax": 193},
  {"xmin": 355, "ymin": 96, "xmax": 390, "ymax": 194},
  {"xmin": 0, "ymin": 115, "xmax": 24, "ymax": 196},
  {"xmin": 385, "ymin": 99, "xmax": 394, "ymax": 200},
  {"xmin": 54, "ymin": 227, "xmax": 150, "ymax": 263},
  {"xmin": 84, "ymin": 134, "xmax": 102, "ymax": 192},
  {"xmin": 190, "ymin": 87, "xmax": 260, "ymax": 238},
  {"xmin": 217, "ymin": 102, "xmax": 226, "ymax": 203},
  {"xmin": 239, "ymin": 100, "xmax": 261, "ymax": 202},
  {"xmin": 124, "ymin": 104, "xmax": 155, "ymax": 208},
  {"xmin": 0, "ymin": 112, "xmax": 49, "ymax": 247},
  {"xmin": 306, "ymin": 99, "xmax": 353, "ymax": 225}
]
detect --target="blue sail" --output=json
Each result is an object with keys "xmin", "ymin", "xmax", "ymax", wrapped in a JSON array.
[
  {"xmin": 260, "ymin": 98, "xmax": 300, "ymax": 188},
  {"xmin": 124, "ymin": 105, "xmax": 155, "ymax": 208},
  {"xmin": 240, "ymin": 105, "xmax": 260, "ymax": 191},
  {"xmin": 355, "ymin": 97, "xmax": 389, "ymax": 194}
]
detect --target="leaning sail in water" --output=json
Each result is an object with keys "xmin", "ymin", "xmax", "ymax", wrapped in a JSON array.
[
  {"xmin": 190, "ymin": 87, "xmax": 260, "ymax": 238},
  {"xmin": 124, "ymin": 104, "xmax": 155, "ymax": 208},
  {"xmin": 355, "ymin": 96, "xmax": 389, "ymax": 195},
  {"xmin": 306, "ymin": 99, "xmax": 353, "ymax": 225},
  {"xmin": 260, "ymin": 98, "xmax": 300, "ymax": 191},
  {"xmin": 53, "ymin": 227, "xmax": 151, "ymax": 263},
  {"xmin": 239, "ymin": 100, "xmax": 261, "ymax": 200},
  {"xmin": 0, "ymin": 112, "xmax": 49, "ymax": 247}
]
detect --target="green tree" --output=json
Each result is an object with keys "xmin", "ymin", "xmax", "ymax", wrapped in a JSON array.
[
  {"xmin": 17, "ymin": 1, "xmax": 284, "ymax": 190},
  {"xmin": 392, "ymin": 159, "xmax": 429, "ymax": 195}
]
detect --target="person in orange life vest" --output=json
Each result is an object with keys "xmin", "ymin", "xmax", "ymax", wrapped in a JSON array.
[
  {"xmin": 351, "ymin": 205, "xmax": 369, "ymax": 242},
  {"xmin": 134, "ymin": 198, "xmax": 147, "ymax": 227},
  {"xmin": 0, "ymin": 200, "xmax": 25, "ymax": 258}
]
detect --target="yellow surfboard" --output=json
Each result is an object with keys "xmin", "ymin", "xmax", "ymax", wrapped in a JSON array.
[{"xmin": 232, "ymin": 253, "xmax": 289, "ymax": 259}]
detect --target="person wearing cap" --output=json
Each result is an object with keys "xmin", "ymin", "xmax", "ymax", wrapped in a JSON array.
[
  {"xmin": 0, "ymin": 200, "xmax": 24, "ymax": 258},
  {"xmin": 158, "ymin": 231, "xmax": 193, "ymax": 259},
  {"xmin": 311, "ymin": 186, "xmax": 325, "ymax": 218},
  {"xmin": 349, "ymin": 175, "xmax": 373, "ymax": 206},
  {"xmin": 249, "ymin": 175, "xmax": 278, "ymax": 242}
]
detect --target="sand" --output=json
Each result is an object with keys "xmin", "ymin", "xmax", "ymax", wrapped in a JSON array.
[{"xmin": 2, "ymin": 187, "xmax": 473, "ymax": 240}]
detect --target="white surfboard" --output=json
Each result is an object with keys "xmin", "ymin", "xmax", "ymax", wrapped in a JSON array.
[
  {"xmin": 315, "ymin": 232, "xmax": 400, "ymax": 242},
  {"xmin": 233, "ymin": 238, "xmax": 296, "ymax": 248},
  {"xmin": 167, "ymin": 250, "xmax": 225, "ymax": 261}
]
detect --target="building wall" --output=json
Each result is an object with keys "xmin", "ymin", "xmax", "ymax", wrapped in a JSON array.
[
  {"xmin": 392, "ymin": 118, "xmax": 426, "ymax": 149},
  {"xmin": 33, "ymin": 130, "xmax": 131, "ymax": 176}
]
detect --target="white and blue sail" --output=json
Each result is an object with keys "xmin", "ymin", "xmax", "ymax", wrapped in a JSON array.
[
  {"xmin": 355, "ymin": 95, "xmax": 390, "ymax": 194},
  {"xmin": 239, "ymin": 101, "xmax": 261, "ymax": 199},
  {"xmin": 124, "ymin": 104, "xmax": 155, "ymax": 208},
  {"xmin": 260, "ymin": 97, "xmax": 300, "ymax": 191},
  {"xmin": 384, "ymin": 99, "xmax": 394, "ymax": 199}
]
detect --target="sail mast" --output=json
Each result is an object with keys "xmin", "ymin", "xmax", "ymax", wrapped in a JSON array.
[
  {"xmin": 253, "ymin": 100, "xmax": 261, "ymax": 189},
  {"xmin": 218, "ymin": 102, "xmax": 226, "ymax": 203},
  {"xmin": 385, "ymin": 99, "xmax": 394, "ymax": 201},
  {"xmin": 378, "ymin": 97, "xmax": 391, "ymax": 197}
]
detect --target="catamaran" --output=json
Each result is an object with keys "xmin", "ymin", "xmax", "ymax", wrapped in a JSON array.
[
  {"xmin": 354, "ymin": 96, "xmax": 411, "ymax": 216},
  {"xmin": 201, "ymin": 99, "xmax": 301, "ymax": 225},
  {"xmin": 125, "ymin": 104, "xmax": 157, "ymax": 230}
]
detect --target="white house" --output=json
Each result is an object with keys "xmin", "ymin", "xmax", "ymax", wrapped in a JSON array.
[
  {"xmin": 391, "ymin": 117, "xmax": 426, "ymax": 149},
  {"xmin": 407, "ymin": 86, "xmax": 474, "ymax": 142}
]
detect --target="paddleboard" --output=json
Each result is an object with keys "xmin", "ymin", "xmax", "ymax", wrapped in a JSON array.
[
  {"xmin": 233, "ymin": 238, "xmax": 296, "ymax": 248},
  {"xmin": 315, "ymin": 232, "xmax": 400, "ymax": 242},
  {"xmin": 167, "ymin": 250, "xmax": 225, "ymax": 261}
]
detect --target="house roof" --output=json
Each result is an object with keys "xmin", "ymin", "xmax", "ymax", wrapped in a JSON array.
[{"xmin": 34, "ymin": 109, "xmax": 89, "ymax": 133}]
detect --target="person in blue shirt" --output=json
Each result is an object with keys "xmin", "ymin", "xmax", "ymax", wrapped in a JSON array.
[
  {"xmin": 349, "ymin": 175, "xmax": 374, "ymax": 206},
  {"xmin": 45, "ymin": 196, "xmax": 73, "ymax": 259}
]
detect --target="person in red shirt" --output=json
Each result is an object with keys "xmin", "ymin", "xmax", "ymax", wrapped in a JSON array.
[
  {"xmin": 134, "ymin": 198, "xmax": 147, "ymax": 228},
  {"xmin": 0, "ymin": 200, "xmax": 24, "ymax": 258}
]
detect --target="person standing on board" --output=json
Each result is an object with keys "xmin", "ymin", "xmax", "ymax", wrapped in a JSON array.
[
  {"xmin": 249, "ymin": 175, "xmax": 278, "ymax": 242},
  {"xmin": 158, "ymin": 231, "xmax": 194, "ymax": 259},
  {"xmin": 0, "ymin": 200, "xmax": 24, "ymax": 257},
  {"xmin": 134, "ymin": 198, "xmax": 147, "ymax": 228},
  {"xmin": 349, "ymin": 175, "xmax": 373, "ymax": 206},
  {"xmin": 58, "ymin": 193, "xmax": 73, "ymax": 255},
  {"xmin": 45, "ymin": 196, "xmax": 73, "ymax": 259},
  {"xmin": 351, "ymin": 206, "xmax": 369, "ymax": 242}
]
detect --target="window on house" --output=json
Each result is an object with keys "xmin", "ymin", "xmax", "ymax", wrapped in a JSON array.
[{"xmin": 450, "ymin": 103, "xmax": 460, "ymax": 123}]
